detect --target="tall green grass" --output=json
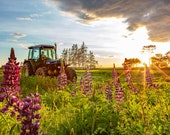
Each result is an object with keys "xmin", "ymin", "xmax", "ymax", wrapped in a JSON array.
[{"xmin": 0, "ymin": 68, "xmax": 170, "ymax": 135}]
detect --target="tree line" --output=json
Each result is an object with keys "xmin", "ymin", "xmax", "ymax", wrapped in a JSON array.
[
  {"xmin": 61, "ymin": 42, "xmax": 98, "ymax": 69},
  {"xmin": 151, "ymin": 51, "xmax": 170, "ymax": 68},
  {"xmin": 122, "ymin": 58, "xmax": 141, "ymax": 67},
  {"xmin": 142, "ymin": 45, "xmax": 170, "ymax": 68}
]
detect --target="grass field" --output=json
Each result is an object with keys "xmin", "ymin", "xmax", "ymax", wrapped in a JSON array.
[{"xmin": 0, "ymin": 67, "xmax": 170, "ymax": 135}]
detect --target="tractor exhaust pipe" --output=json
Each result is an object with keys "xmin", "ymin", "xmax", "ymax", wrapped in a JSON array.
[{"xmin": 54, "ymin": 43, "xmax": 57, "ymax": 59}]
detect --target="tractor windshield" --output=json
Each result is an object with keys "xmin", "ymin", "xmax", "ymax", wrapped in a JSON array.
[{"xmin": 41, "ymin": 48, "xmax": 56, "ymax": 60}]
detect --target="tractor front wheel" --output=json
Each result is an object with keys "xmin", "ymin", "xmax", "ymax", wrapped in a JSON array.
[
  {"xmin": 22, "ymin": 63, "xmax": 33, "ymax": 77},
  {"xmin": 35, "ymin": 67, "xmax": 47, "ymax": 76}
]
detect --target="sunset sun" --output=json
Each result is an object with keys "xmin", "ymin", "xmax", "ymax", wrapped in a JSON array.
[{"xmin": 140, "ymin": 53, "xmax": 150, "ymax": 65}]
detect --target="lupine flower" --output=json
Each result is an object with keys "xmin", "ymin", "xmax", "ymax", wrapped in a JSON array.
[
  {"xmin": 80, "ymin": 77, "xmax": 85, "ymax": 93},
  {"xmin": 105, "ymin": 83, "xmax": 112, "ymax": 102},
  {"xmin": 0, "ymin": 48, "xmax": 21, "ymax": 114},
  {"xmin": 144, "ymin": 64, "xmax": 158, "ymax": 88},
  {"xmin": 0, "ymin": 48, "xmax": 42, "ymax": 135},
  {"xmin": 57, "ymin": 60, "xmax": 68, "ymax": 90},
  {"xmin": 123, "ymin": 58, "xmax": 138, "ymax": 93},
  {"xmin": 112, "ymin": 64, "xmax": 125, "ymax": 103},
  {"xmin": 71, "ymin": 90, "xmax": 76, "ymax": 97},
  {"xmin": 80, "ymin": 67, "xmax": 93, "ymax": 95},
  {"xmin": 57, "ymin": 72, "xmax": 67, "ymax": 90},
  {"xmin": 19, "ymin": 93, "xmax": 41, "ymax": 135}
]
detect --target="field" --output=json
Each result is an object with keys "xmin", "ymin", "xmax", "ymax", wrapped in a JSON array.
[{"xmin": 0, "ymin": 67, "xmax": 170, "ymax": 135}]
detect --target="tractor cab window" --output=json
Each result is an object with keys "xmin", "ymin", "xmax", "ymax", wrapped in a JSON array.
[
  {"xmin": 41, "ymin": 48, "xmax": 56, "ymax": 60},
  {"xmin": 41, "ymin": 51, "xmax": 46, "ymax": 59},
  {"xmin": 32, "ymin": 48, "xmax": 40, "ymax": 60},
  {"xmin": 28, "ymin": 49, "xmax": 33, "ymax": 59}
]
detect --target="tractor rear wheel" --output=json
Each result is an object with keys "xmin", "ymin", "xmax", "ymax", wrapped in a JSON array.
[
  {"xmin": 22, "ymin": 63, "xmax": 33, "ymax": 77},
  {"xmin": 65, "ymin": 67, "xmax": 77, "ymax": 83},
  {"xmin": 35, "ymin": 67, "xmax": 47, "ymax": 76}
]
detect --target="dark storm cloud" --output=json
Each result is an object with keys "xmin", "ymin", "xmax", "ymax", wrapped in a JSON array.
[{"xmin": 48, "ymin": 0, "xmax": 170, "ymax": 42}]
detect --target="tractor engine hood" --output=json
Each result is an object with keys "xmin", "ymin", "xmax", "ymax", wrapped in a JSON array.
[{"xmin": 46, "ymin": 59, "xmax": 61, "ymax": 65}]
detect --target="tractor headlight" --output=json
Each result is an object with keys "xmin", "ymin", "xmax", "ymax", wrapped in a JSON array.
[
  {"xmin": 54, "ymin": 70, "xmax": 57, "ymax": 74},
  {"xmin": 48, "ymin": 70, "xmax": 51, "ymax": 75}
]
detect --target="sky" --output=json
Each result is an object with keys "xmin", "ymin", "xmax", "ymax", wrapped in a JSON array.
[{"xmin": 0, "ymin": 0, "xmax": 170, "ymax": 67}]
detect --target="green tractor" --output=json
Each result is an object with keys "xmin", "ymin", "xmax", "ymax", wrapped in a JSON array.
[{"xmin": 22, "ymin": 44, "xmax": 77, "ymax": 82}]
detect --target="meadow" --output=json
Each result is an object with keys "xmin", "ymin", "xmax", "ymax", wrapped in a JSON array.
[{"xmin": 0, "ymin": 67, "xmax": 170, "ymax": 135}]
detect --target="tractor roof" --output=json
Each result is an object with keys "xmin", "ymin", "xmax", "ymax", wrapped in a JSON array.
[{"xmin": 28, "ymin": 45, "xmax": 55, "ymax": 49}]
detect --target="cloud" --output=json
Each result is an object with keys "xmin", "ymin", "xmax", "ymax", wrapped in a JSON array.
[
  {"xmin": 30, "ymin": 14, "xmax": 42, "ymax": 18},
  {"xmin": 47, "ymin": 0, "xmax": 170, "ymax": 42},
  {"xmin": 7, "ymin": 32, "xmax": 27, "ymax": 43},
  {"xmin": 16, "ymin": 17, "xmax": 32, "ymax": 21},
  {"xmin": 30, "ymin": 11, "xmax": 52, "ymax": 18},
  {"xmin": 7, "ymin": 39, "xmax": 18, "ymax": 42},
  {"xmin": 13, "ymin": 32, "xmax": 27, "ymax": 39},
  {"xmin": 17, "ymin": 43, "xmax": 33, "ymax": 50}
]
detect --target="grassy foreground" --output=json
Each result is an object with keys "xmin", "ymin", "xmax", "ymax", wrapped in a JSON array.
[{"xmin": 0, "ymin": 67, "xmax": 170, "ymax": 135}]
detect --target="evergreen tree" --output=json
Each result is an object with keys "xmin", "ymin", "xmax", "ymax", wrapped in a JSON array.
[
  {"xmin": 61, "ymin": 42, "xmax": 98, "ymax": 68},
  {"xmin": 80, "ymin": 42, "xmax": 88, "ymax": 67},
  {"xmin": 61, "ymin": 48, "xmax": 68, "ymax": 64},
  {"xmin": 88, "ymin": 51, "xmax": 98, "ymax": 68},
  {"xmin": 77, "ymin": 48, "xmax": 82, "ymax": 67},
  {"xmin": 68, "ymin": 48, "xmax": 72, "ymax": 65},
  {"xmin": 71, "ymin": 44, "xmax": 78, "ymax": 67}
]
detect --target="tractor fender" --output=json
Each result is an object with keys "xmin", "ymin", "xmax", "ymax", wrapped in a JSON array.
[
  {"xmin": 23, "ymin": 60, "xmax": 35, "ymax": 73},
  {"xmin": 22, "ymin": 60, "xmax": 34, "ymax": 76}
]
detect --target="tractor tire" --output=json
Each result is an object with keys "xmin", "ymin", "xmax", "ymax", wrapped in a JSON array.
[
  {"xmin": 65, "ymin": 67, "xmax": 77, "ymax": 83},
  {"xmin": 35, "ymin": 67, "xmax": 47, "ymax": 76},
  {"xmin": 22, "ymin": 63, "xmax": 33, "ymax": 77}
]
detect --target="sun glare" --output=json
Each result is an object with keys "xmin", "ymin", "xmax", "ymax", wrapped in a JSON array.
[{"xmin": 140, "ymin": 53, "xmax": 150, "ymax": 66}]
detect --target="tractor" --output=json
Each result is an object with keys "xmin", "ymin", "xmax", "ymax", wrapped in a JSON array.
[{"xmin": 22, "ymin": 44, "xmax": 77, "ymax": 82}]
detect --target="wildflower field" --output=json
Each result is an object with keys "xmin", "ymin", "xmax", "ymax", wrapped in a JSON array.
[{"xmin": 0, "ymin": 62, "xmax": 170, "ymax": 135}]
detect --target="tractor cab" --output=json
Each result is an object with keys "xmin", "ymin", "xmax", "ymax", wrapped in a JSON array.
[
  {"xmin": 22, "ymin": 44, "xmax": 77, "ymax": 82},
  {"xmin": 28, "ymin": 45, "xmax": 57, "ymax": 61},
  {"xmin": 26, "ymin": 45, "xmax": 61, "ymax": 72}
]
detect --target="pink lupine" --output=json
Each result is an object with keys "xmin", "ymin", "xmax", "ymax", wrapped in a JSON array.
[{"xmin": 123, "ymin": 58, "xmax": 138, "ymax": 93}]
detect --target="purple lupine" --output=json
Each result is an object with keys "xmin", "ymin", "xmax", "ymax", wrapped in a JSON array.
[
  {"xmin": 123, "ymin": 58, "xmax": 138, "ymax": 93},
  {"xmin": 105, "ymin": 83, "xmax": 112, "ymax": 102},
  {"xmin": 0, "ymin": 48, "xmax": 42, "ymax": 135},
  {"xmin": 19, "ymin": 93, "xmax": 41, "ymax": 135},
  {"xmin": 57, "ymin": 61, "xmax": 68, "ymax": 90},
  {"xmin": 0, "ymin": 48, "xmax": 21, "ymax": 115},
  {"xmin": 80, "ymin": 77, "xmax": 85, "ymax": 94},
  {"xmin": 1, "ymin": 49, "xmax": 20, "ymax": 88},
  {"xmin": 80, "ymin": 68, "xmax": 93, "ymax": 95},
  {"xmin": 57, "ymin": 72, "xmax": 67, "ymax": 90},
  {"xmin": 112, "ymin": 64, "xmax": 125, "ymax": 103},
  {"xmin": 71, "ymin": 90, "xmax": 76, "ymax": 97},
  {"xmin": 144, "ymin": 64, "xmax": 158, "ymax": 88}
]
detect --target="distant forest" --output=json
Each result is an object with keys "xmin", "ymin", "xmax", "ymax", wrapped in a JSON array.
[{"xmin": 61, "ymin": 42, "xmax": 98, "ymax": 68}]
